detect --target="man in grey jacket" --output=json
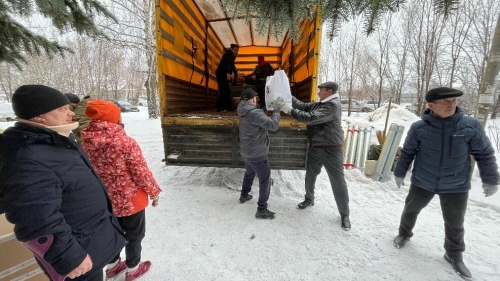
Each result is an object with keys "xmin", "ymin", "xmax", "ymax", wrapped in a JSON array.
[
  {"xmin": 275, "ymin": 82, "xmax": 350, "ymax": 230},
  {"xmin": 238, "ymin": 88, "xmax": 281, "ymax": 219},
  {"xmin": 393, "ymin": 87, "xmax": 499, "ymax": 280}
]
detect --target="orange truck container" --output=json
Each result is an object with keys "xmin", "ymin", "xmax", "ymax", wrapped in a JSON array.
[{"xmin": 156, "ymin": 0, "xmax": 322, "ymax": 169}]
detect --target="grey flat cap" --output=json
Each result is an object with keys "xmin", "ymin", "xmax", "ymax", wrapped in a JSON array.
[{"xmin": 318, "ymin": 81, "xmax": 339, "ymax": 92}]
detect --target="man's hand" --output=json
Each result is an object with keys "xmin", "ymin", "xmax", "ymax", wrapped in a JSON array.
[
  {"xmin": 151, "ymin": 196, "xmax": 159, "ymax": 207},
  {"xmin": 272, "ymin": 100, "xmax": 283, "ymax": 111},
  {"xmin": 395, "ymin": 177, "xmax": 404, "ymax": 189},
  {"xmin": 67, "ymin": 255, "xmax": 92, "ymax": 279},
  {"xmin": 274, "ymin": 98, "xmax": 292, "ymax": 114},
  {"xmin": 252, "ymin": 75, "xmax": 256, "ymax": 80},
  {"xmin": 482, "ymin": 183, "xmax": 498, "ymax": 197},
  {"xmin": 226, "ymin": 73, "xmax": 233, "ymax": 81}
]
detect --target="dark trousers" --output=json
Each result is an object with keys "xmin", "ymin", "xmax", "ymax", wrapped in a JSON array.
[
  {"xmin": 216, "ymin": 78, "xmax": 232, "ymax": 111},
  {"xmin": 117, "ymin": 210, "xmax": 146, "ymax": 268},
  {"xmin": 255, "ymin": 80, "xmax": 266, "ymax": 110},
  {"xmin": 304, "ymin": 147, "xmax": 350, "ymax": 216},
  {"xmin": 241, "ymin": 159, "xmax": 272, "ymax": 209},
  {"xmin": 85, "ymin": 271, "xmax": 104, "ymax": 281},
  {"xmin": 37, "ymin": 260, "xmax": 104, "ymax": 281},
  {"xmin": 399, "ymin": 184, "xmax": 468, "ymax": 260}
]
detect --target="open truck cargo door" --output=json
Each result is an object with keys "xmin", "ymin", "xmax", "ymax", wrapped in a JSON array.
[{"xmin": 156, "ymin": 0, "xmax": 322, "ymax": 169}]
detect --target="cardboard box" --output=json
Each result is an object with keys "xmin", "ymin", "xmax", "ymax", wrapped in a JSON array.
[{"xmin": 0, "ymin": 214, "xmax": 47, "ymax": 281}]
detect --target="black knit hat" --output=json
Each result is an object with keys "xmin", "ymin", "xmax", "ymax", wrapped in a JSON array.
[
  {"xmin": 425, "ymin": 87, "xmax": 463, "ymax": 102},
  {"xmin": 12, "ymin": 85, "xmax": 70, "ymax": 120},
  {"xmin": 318, "ymin": 81, "xmax": 339, "ymax": 92},
  {"xmin": 64, "ymin": 93, "xmax": 80, "ymax": 104},
  {"xmin": 241, "ymin": 88, "xmax": 258, "ymax": 100}
]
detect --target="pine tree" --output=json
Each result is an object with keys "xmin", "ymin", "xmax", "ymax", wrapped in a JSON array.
[
  {"xmin": 221, "ymin": 0, "xmax": 460, "ymax": 40},
  {"xmin": 0, "ymin": 0, "xmax": 116, "ymax": 69}
]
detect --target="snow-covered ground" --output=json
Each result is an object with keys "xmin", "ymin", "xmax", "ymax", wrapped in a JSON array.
[{"xmin": 1, "ymin": 104, "xmax": 500, "ymax": 280}]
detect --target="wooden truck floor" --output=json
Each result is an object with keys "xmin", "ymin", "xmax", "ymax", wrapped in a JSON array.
[{"xmin": 161, "ymin": 110, "xmax": 308, "ymax": 169}]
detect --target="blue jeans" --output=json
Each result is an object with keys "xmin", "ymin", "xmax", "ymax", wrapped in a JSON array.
[{"xmin": 241, "ymin": 159, "xmax": 272, "ymax": 209}]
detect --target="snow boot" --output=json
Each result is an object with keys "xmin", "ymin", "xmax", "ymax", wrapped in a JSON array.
[
  {"xmin": 255, "ymin": 208, "xmax": 276, "ymax": 220},
  {"xmin": 106, "ymin": 258, "xmax": 127, "ymax": 280},
  {"xmin": 239, "ymin": 194, "xmax": 253, "ymax": 204},
  {"xmin": 444, "ymin": 254, "xmax": 472, "ymax": 280},
  {"xmin": 341, "ymin": 215, "xmax": 351, "ymax": 231},
  {"xmin": 393, "ymin": 235, "xmax": 410, "ymax": 249},
  {"xmin": 125, "ymin": 261, "xmax": 152, "ymax": 281},
  {"xmin": 297, "ymin": 199, "xmax": 314, "ymax": 209}
]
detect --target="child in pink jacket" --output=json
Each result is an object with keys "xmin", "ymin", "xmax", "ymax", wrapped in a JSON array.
[{"xmin": 81, "ymin": 100, "xmax": 162, "ymax": 281}]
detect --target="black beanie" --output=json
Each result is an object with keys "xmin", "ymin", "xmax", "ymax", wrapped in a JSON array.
[
  {"xmin": 425, "ymin": 87, "xmax": 463, "ymax": 102},
  {"xmin": 64, "ymin": 93, "xmax": 80, "ymax": 104},
  {"xmin": 12, "ymin": 85, "xmax": 70, "ymax": 120}
]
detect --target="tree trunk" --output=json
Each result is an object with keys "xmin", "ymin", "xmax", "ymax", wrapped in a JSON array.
[{"xmin": 475, "ymin": 14, "xmax": 500, "ymax": 124}]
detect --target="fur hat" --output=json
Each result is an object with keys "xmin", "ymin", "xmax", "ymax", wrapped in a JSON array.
[
  {"xmin": 64, "ymin": 93, "xmax": 80, "ymax": 104},
  {"xmin": 318, "ymin": 81, "xmax": 339, "ymax": 92},
  {"xmin": 85, "ymin": 100, "xmax": 121, "ymax": 123},
  {"xmin": 12, "ymin": 85, "xmax": 70, "ymax": 120},
  {"xmin": 241, "ymin": 88, "xmax": 258, "ymax": 100},
  {"xmin": 425, "ymin": 87, "xmax": 463, "ymax": 102}
]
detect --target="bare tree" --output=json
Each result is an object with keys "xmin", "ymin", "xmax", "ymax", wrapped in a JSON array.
[
  {"xmin": 444, "ymin": 3, "xmax": 472, "ymax": 88},
  {"xmin": 402, "ymin": 0, "xmax": 446, "ymax": 115},
  {"xmin": 372, "ymin": 14, "xmax": 395, "ymax": 105},
  {"xmin": 98, "ymin": 0, "xmax": 159, "ymax": 118}
]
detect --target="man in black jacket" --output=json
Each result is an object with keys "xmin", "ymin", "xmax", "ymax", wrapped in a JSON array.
[
  {"xmin": 216, "ymin": 43, "xmax": 239, "ymax": 112},
  {"xmin": 276, "ymin": 81, "xmax": 351, "ymax": 231},
  {"xmin": 0, "ymin": 85, "xmax": 127, "ymax": 281}
]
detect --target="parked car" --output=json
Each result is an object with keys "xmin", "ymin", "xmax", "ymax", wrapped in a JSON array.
[
  {"xmin": 137, "ymin": 98, "xmax": 147, "ymax": 106},
  {"xmin": 363, "ymin": 100, "xmax": 380, "ymax": 110},
  {"xmin": 341, "ymin": 99, "xmax": 374, "ymax": 112},
  {"xmin": 110, "ymin": 100, "xmax": 139, "ymax": 112}
]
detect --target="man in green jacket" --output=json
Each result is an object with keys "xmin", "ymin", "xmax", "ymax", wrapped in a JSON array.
[{"xmin": 65, "ymin": 93, "xmax": 92, "ymax": 146}]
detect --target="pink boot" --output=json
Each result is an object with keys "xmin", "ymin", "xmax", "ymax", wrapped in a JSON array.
[
  {"xmin": 105, "ymin": 258, "xmax": 127, "ymax": 280},
  {"xmin": 125, "ymin": 261, "xmax": 151, "ymax": 281}
]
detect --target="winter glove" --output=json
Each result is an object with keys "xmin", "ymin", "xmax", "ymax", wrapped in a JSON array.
[
  {"xmin": 274, "ymin": 98, "xmax": 293, "ymax": 115},
  {"xmin": 482, "ymin": 183, "xmax": 498, "ymax": 197},
  {"xmin": 395, "ymin": 177, "xmax": 404, "ymax": 189},
  {"xmin": 271, "ymin": 100, "xmax": 284, "ymax": 112},
  {"xmin": 151, "ymin": 196, "xmax": 159, "ymax": 207}
]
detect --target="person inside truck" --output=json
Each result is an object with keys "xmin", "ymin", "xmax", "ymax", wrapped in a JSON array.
[
  {"xmin": 0, "ymin": 85, "xmax": 127, "ymax": 281},
  {"xmin": 251, "ymin": 55, "xmax": 275, "ymax": 111},
  {"xmin": 216, "ymin": 43, "xmax": 239, "ymax": 112},
  {"xmin": 274, "ymin": 81, "xmax": 351, "ymax": 231},
  {"xmin": 237, "ymin": 88, "xmax": 283, "ymax": 219}
]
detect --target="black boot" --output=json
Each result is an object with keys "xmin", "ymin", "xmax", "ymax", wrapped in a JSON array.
[
  {"xmin": 393, "ymin": 235, "xmax": 410, "ymax": 249},
  {"xmin": 239, "ymin": 194, "xmax": 253, "ymax": 204},
  {"xmin": 255, "ymin": 208, "xmax": 276, "ymax": 220},
  {"xmin": 444, "ymin": 254, "xmax": 472, "ymax": 280},
  {"xmin": 297, "ymin": 200, "xmax": 314, "ymax": 209},
  {"xmin": 341, "ymin": 215, "xmax": 351, "ymax": 231}
]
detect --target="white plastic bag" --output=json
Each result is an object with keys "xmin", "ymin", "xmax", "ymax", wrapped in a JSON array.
[{"xmin": 265, "ymin": 70, "xmax": 292, "ymax": 110}]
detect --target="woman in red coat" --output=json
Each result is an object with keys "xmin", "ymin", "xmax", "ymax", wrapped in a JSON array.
[{"xmin": 81, "ymin": 100, "xmax": 162, "ymax": 281}]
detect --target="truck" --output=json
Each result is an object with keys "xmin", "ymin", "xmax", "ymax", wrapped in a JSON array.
[{"xmin": 156, "ymin": 0, "xmax": 322, "ymax": 169}]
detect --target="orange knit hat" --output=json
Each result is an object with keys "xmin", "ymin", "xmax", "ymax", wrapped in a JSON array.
[{"xmin": 85, "ymin": 100, "xmax": 121, "ymax": 123}]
